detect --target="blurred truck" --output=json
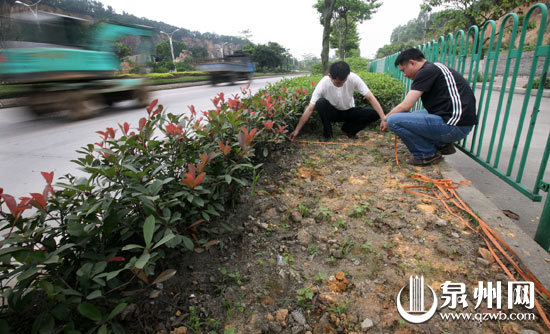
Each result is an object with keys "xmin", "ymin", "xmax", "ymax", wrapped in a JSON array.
[
  {"xmin": 197, "ymin": 54, "xmax": 254, "ymax": 85},
  {"xmin": 0, "ymin": 11, "xmax": 156, "ymax": 118}
]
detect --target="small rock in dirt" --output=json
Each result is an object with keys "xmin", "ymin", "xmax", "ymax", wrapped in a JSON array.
[
  {"xmin": 291, "ymin": 325, "xmax": 305, "ymax": 334},
  {"xmin": 269, "ymin": 322, "xmax": 283, "ymax": 333},
  {"xmin": 318, "ymin": 293, "xmax": 336, "ymax": 305},
  {"xmin": 276, "ymin": 308, "xmax": 289, "ymax": 324},
  {"xmin": 279, "ymin": 269, "xmax": 287, "ymax": 279},
  {"xmin": 329, "ymin": 248, "xmax": 345, "ymax": 259},
  {"xmin": 263, "ymin": 207, "xmax": 278, "ymax": 221},
  {"xmin": 502, "ymin": 322, "xmax": 521, "ymax": 334},
  {"xmin": 477, "ymin": 257, "xmax": 491, "ymax": 266},
  {"xmin": 435, "ymin": 217, "xmax": 447, "ymax": 227},
  {"xmin": 520, "ymin": 330, "xmax": 539, "ymax": 334},
  {"xmin": 313, "ymin": 320, "xmax": 336, "ymax": 334},
  {"xmin": 435, "ymin": 243, "xmax": 448, "ymax": 256},
  {"xmin": 290, "ymin": 211, "xmax": 303, "ymax": 223},
  {"xmin": 361, "ymin": 318, "xmax": 374, "ymax": 331},
  {"xmin": 289, "ymin": 269, "xmax": 302, "ymax": 281},
  {"xmin": 328, "ymin": 272, "xmax": 350, "ymax": 292},
  {"xmin": 303, "ymin": 218, "xmax": 316, "ymax": 225},
  {"xmin": 297, "ymin": 230, "xmax": 313, "ymax": 245},
  {"xmin": 262, "ymin": 296, "xmax": 275, "ymax": 306},
  {"xmin": 170, "ymin": 326, "xmax": 187, "ymax": 334},
  {"xmin": 451, "ymin": 232, "xmax": 460, "ymax": 238},
  {"xmin": 385, "ymin": 217, "xmax": 406, "ymax": 229},
  {"xmin": 292, "ymin": 310, "xmax": 307, "ymax": 325},
  {"xmin": 351, "ymin": 258, "xmax": 360, "ymax": 266}
]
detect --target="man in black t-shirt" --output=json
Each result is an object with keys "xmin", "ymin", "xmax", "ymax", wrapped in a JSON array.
[{"xmin": 381, "ymin": 48, "xmax": 477, "ymax": 166}]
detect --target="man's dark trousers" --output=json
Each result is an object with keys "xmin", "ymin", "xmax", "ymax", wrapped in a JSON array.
[{"xmin": 315, "ymin": 98, "xmax": 380, "ymax": 138}]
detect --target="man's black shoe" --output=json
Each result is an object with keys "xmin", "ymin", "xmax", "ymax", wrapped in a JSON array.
[
  {"xmin": 407, "ymin": 152, "xmax": 443, "ymax": 166},
  {"xmin": 438, "ymin": 143, "xmax": 456, "ymax": 155},
  {"xmin": 345, "ymin": 132, "xmax": 358, "ymax": 139}
]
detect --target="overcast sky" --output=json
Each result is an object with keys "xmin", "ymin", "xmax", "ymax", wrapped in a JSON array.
[{"xmin": 98, "ymin": 0, "xmax": 425, "ymax": 59}]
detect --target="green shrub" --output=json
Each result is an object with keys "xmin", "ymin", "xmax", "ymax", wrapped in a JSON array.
[
  {"xmin": 311, "ymin": 62, "xmax": 323, "ymax": 75},
  {"xmin": 145, "ymin": 73, "xmax": 175, "ymax": 79},
  {"xmin": 0, "ymin": 88, "xmax": 298, "ymax": 332},
  {"xmin": 344, "ymin": 57, "xmax": 369, "ymax": 73},
  {"xmin": 527, "ymin": 77, "xmax": 550, "ymax": 89},
  {"xmin": 476, "ymin": 72, "xmax": 484, "ymax": 82},
  {"xmin": 310, "ymin": 57, "xmax": 369, "ymax": 75},
  {"xmin": 356, "ymin": 72, "xmax": 405, "ymax": 112}
]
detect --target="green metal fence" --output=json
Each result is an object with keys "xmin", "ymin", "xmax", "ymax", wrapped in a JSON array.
[{"xmin": 369, "ymin": 3, "xmax": 550, "ymax": 250}]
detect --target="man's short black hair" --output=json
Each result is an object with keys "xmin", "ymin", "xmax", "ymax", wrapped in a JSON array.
[
  {"xmin": 329, "ymin": 61, "xmax": 350, "ymax": 80},
  {"xmin": 394, "ymin": 48, "xmax": 425, "ymax": 67}
]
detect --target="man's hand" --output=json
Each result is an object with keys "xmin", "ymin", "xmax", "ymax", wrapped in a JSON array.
[
  {"xmin": 380, "ymin": 119, "xmax": 388, "ymax": 132},
  {"xmin": 290, "ymin": 130, "xmax": 299, "ymax": 141}
]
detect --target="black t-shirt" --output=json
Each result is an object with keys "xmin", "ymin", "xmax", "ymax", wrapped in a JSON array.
[{"xmin": 411, "ymin": 62, "xmax": 477, "ymax": 126}]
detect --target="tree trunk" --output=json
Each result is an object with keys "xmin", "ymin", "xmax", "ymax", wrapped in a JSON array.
[
  {"xmin": 343, "ymin": 15, "xmax": 349, "ymax": 60},
  {"xmin": 321, "ymin": 0, "xmax": 336, "ymax": 75}
]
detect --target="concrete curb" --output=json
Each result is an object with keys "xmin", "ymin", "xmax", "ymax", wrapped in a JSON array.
[
  {"xmin": 475, "ymin": 83, "xmax": 550, "ymax": 97},
  {"xmin": 0, "ymin": 97, "xmax": 25, "ymax": 109},
  {"xmin": 439, "ymin": 160, "xmax": 550, "ymax": 291}
]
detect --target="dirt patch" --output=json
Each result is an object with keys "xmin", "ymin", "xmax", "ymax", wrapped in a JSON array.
[{"xmin": 121, "ymin": 129, "xmax": 549, "ymax": 333}]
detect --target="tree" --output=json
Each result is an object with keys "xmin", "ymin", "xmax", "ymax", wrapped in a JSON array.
[
  {"xmin": 155, "ymin": 40, "xmax": 186, "ymax": 62},
  {"xmin": 389, "ymin": 9, "xmax": 462, "ymax": 45},
  {"xmin": 375, "ymin": 41, "xmax": 418, "ymax": 58},
  {"xmin": 114, "ymin": 41, "xmax": 132, "ymax": 60},
  {"xmin": 190, "ymin": 46, "xmax": 208, "ymax": 60},
  {"xmin": 315, "ymin": 0, "xmax": 380, "ymax": 72},
  {"xmin": 315, "ymin": 0, "xmax": 337, "ymax": 74},
  {"xmin": 243, "ymin": 42, "xmax": 291, "ymax": 72},
  {"xmin": 421, "ymin": 0, "xmax": 529, "ymax": 29},
  {"xmin": 331, "ymin": 0, "xmax": 381, "ymax": 59},
  {"xmin": 330, "ymin": 18, "xmax": 360, "ymax": 59}
]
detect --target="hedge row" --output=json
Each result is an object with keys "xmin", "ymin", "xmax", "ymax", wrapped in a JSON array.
[{"xmin": 0, "ymin": 73, "xmax": 403, "ymax": 333}]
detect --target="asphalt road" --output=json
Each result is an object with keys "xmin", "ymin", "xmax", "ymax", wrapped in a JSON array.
[{"xmin": 0, "ymin": 76, "xmax": 295, "ymax": 199}]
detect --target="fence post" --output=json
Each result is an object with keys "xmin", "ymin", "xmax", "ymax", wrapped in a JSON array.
[{"xmin": 534, "ymin": 183, "xmax": 550, "ymax": 251}]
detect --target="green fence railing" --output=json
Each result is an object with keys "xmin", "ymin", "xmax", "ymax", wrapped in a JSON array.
[{"xmin": 369, "ymin": 3, "xmax": 550, "ymax": 251}]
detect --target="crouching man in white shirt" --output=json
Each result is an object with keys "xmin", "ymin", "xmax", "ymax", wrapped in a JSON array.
[{"xmin": 290, "ymin": 61, "xmax": 386, "ymax": 141}]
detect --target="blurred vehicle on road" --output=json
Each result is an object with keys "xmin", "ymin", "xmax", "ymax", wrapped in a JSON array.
[
  {"xmin": 197, "ymin": 53, "xmax": 254, "ymax": 86},
  {"xmin": 0, "ymin": 11, "xmax": 155, "ymax": 118}
]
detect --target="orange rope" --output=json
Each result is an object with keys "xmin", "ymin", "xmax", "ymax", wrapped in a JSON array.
[
  {"xmin": 393, "ymin": 135, "xmax": 550, "ymax": 329},
  {"xmin": 292, "ymin": 139, "xmax": 370, "ymax": 147}
]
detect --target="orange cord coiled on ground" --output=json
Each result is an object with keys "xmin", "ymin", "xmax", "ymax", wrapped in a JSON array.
[{"xmin": 393, "ymin": 135, "xmax": 550, "ymax": 329}]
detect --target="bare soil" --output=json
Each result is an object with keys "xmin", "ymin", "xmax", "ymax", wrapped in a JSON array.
[{"xmin": 122, "ymin": 128, "xmax": 549, "ymax": 334}]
